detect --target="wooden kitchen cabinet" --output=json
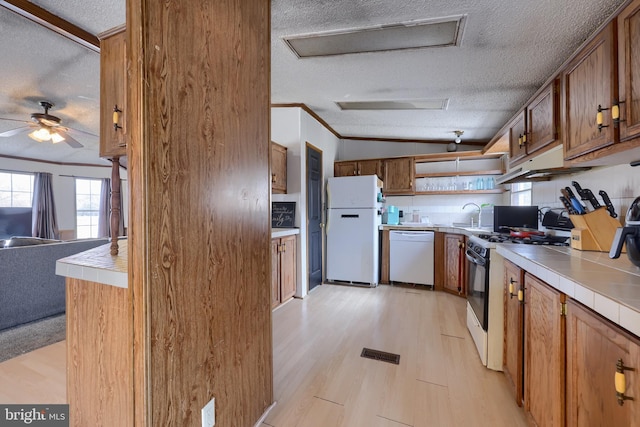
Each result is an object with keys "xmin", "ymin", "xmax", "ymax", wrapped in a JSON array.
[
  {"xmin": 503, "ymin": 259, "xmax": 525, "ymax": 406},
  {"xmin": 271, "ymin": 235, "xmax": 296, "ymax": 308},
  {"xmin": 271, "ymin": 141, "xmax": 287, "ymax": 194},
  {"xmin": 334, "ymin": 159, "xmax": 383, "ymax": 179},
  {"xmin": 524, "ymin": 273, "xmax": 565, "ymax": 427},
  {"xmin": 442, "ymin": 233, "xmax": 466, "ymax": 296},
  {"xmin": 526, "ymin": 79, "xmax": 560, "ymax": 156},
  {"xmin": 566, "ymin": 299, "xmax": 640, "ymax": 426},
  {"xmin": 508, "ymin": 110, "xmax": 528, "ymax": 166},
  {"xmin": 98, "ymin": 25, "xmax": 127, "ymax": 159},
  {"xmin": 334, "ymin": 161, "xmax": 358, "ymax": 177},
  {"xmin": 562, "ymin": 22, "xmax": 618, "ymax": 162},
  {"xmin": 383, "ymin": 157, "xmax": 414, "ymax": 195},
  {"xmin": 618, "ymin": 0, "xmax": 640, "ymax": 143}
]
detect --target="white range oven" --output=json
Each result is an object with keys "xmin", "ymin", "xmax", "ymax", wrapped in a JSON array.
[{"xmin": 465, "ymin": 235, "xmax": 504, "ymax": 371}]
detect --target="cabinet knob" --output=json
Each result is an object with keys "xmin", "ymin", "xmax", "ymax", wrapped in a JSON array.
[
  {"xmin": 612, "ymin": 100, "xmax": 625, "ymax": 127},
  {"xmin": 113, "ymin": 105, "xmax": 123, "ymax": 132},
  {"xmin": 597, "ymin": 105, "xmax": 610, "ymax": 132},
  {"xmin": 508, "ymin": 279, "xmax": 516, "ymax": 298},
  {"xmin": 615, "ymin": 358, "xmax": 635, "ymax": 406}
]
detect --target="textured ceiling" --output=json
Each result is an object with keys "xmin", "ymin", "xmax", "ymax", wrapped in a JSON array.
[{"xmin": 0, "ymin": 0, "xmax": 628, "ymax": 165}]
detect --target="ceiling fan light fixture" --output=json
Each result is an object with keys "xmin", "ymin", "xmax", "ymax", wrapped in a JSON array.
[
  {"xmin": 453, "ymin": 130, "xmax": 464, "ymax": 144},
  {"xmin": 29, "ymin": 127, "xmax": 52, "ymax": 142},
  {"xmin": 50, "ymin": 132, "xmax": 65, "ymax": 144}
]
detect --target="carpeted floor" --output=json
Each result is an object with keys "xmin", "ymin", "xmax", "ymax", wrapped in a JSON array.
[{"xmin": 0, "ymin": 314, "xmax": 65, "ymax": 363}]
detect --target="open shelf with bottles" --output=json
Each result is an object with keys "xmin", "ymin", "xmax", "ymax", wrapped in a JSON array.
[{"xmin": 413, "ymin": 151, "xmax": 506, "ymax": 195}]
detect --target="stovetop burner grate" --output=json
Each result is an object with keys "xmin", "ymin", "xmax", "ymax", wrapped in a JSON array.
[{"xmin": 477, "ymin": 233, "xmax": 569, "ymax": 246}]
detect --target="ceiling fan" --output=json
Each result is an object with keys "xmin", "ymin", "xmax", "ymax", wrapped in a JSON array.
[{"xmin": 0, "ymin": 101, "xmax": 90, "ymax": 148}]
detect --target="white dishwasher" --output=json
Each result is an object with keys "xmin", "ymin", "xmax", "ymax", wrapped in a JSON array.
[{"xmin": 389, "ymin": 230, "xmax": 435, "ymax": 288}]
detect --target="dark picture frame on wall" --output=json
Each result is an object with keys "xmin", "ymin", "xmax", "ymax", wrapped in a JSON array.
[{"xmin": 272, "ymin": 202, "xmax": 296, "ymax": 228}]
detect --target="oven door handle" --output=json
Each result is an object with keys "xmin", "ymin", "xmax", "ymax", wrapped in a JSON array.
[{"xmin": 465, "ymin": 248, "xmax": 487, "ymax": 267}]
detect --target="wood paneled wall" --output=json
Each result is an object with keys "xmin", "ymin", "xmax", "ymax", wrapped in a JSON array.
[{"xmin": 127, "ymin": 0, "xmax": 272, "ymax": 425}]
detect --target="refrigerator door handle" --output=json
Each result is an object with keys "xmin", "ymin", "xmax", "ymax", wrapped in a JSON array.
[{"xmin": 341, "ymin": 214, "xmax": 360, "ymax": 218}]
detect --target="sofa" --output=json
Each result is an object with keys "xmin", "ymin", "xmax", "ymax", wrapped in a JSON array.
[{"xmin": 0, "ymin": 237, "xmax": 109, "ymax": 331}]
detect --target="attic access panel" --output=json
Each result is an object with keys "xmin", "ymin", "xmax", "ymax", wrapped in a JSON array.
[{"xmin": 284, "ymin": 16, "xmax": 465, "ymax": 58}]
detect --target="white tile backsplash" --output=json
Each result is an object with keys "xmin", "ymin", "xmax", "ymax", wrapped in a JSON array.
[{"xmin": 533, "ymin": 163, "xmax": 640, "ymax": 221}]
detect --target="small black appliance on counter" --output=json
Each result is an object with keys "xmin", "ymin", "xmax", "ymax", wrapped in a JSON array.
[{"xmin": 610, "ymin": 196, "xmax": 640, "ymax": 267}]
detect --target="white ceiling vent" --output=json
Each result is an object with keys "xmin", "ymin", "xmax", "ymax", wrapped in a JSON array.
[
  {"xmin": 337, "ymin": 99, "xmax": 449, "ymax": 111},
  {"xmin": 284, "ymin": 16, "xmax": 465, "ymax": 58}
]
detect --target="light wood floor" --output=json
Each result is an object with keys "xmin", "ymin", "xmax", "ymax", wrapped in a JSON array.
[
  {"xmin": 264, "ymin": 284, "xmax": 527, "ymax": 427},
  {"xmin": 0, "ymin": 284, "xmax": 527, "ymax": 426}
]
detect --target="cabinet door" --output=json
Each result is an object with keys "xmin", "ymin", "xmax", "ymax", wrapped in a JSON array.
[
  {"xmin": 279, "ymin": 235, "xmax": 297, "ymax": 301},
  {"xmin": 618, "ymin": 0, "xmax": 640, "ymax": 142},
  {"xmin": 271, "ymin": 142, "xmax": 287, "ymax": 194},
  {"xmin": 527, "ymin": 80, "xmax": 560, "ymax": 155},
  {"xmin": 524, "ymin": 273, "xmax": 565, "ymax": 427},
  {"xmin": 503, "ymin": 259, "xmax": 524, "ymax": 406},
  {"xmin": 358, "ymin": 159, "xmax": 383, "ymax": 179},
  {"xmin": 383, "ymin": 157, "xmax": 415, "ymax": 195},
  {"xmin": 271, "ymin": 239, "xmax": 281, "ymax": 309},
  {"xmin": 443, "ymin": 234, "xmax": 465, "ymax": 295},
  {"xmin": 334, "ymin": 161, "xmax": 358, "ymax": 177},
  {"xmin": 563, "ymin": 22, "xmax": 618, "ymax": 161},
  {"xmin": 566, "ymin": 299, "xmax": 640, "ymax": 426},
  {"xmin": 99, "ymin": 27, "xmax": 127, "ymax": 158},
  {"xmin": 509, "ymin": 111, "xmax": 528, "ymax": 166}
]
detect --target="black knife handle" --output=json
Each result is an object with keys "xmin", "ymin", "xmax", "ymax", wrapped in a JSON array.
[
  {"xmin": 599, "ymin": 190, "xmax": 618, "ymax": 218},
  {"xmin": 583, "ymin": 188, "xmax": 602, "ymax": 209},
  {"xmin": 559, "ymin": 196, "xmax": 576, "ymax": 214},
  {"xmin": 572, "ymin": 181, "xmax": 586, "ymax": 198},
  {"xmin": 564, "ymin": 187, "xmax": 586, "ymax": 213}
]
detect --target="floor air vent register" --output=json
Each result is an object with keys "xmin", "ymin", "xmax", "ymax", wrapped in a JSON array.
[{"xmin": 360, "ymin": 347, "xmax": 401, "ymax": 365}]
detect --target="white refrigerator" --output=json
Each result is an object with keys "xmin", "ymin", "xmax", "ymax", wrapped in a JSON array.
[{"xmin": 326, "ymin": 175, "xmax": 383, "ymax": 287}]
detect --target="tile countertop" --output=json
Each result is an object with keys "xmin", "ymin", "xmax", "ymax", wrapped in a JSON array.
[
  {"xmin": 272, "ymin": 228, "xmax": 300, "ymax": 238},
  {"xmin": 496, "ymin": 244, "xmax": 640, "ymax": 338},
  {"xmin": 56, "ymin": 231, "xmax": 298, "ymax": 289},
  {"xmin": 56, "ymin": 240, "xmax": 128, "ymax": 289},
  {"xmin": 380, "ymin": 224, "xmax": 492, "ymax": 236}
]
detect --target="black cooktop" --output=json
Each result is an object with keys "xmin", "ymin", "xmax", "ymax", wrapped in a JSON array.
[{"xmin": 477, "ymin": 233, "xmax": 570, "ymax": 246}]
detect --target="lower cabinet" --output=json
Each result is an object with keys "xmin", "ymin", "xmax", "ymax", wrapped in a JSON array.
[
  {"xmin": 524, "ymin": 273, "xmax": 565, "ymax": 426},
  {"xmin": 442, "ymin": 233, "xmax": 466, "ymax": 295},
  {"xmin": 271, "ymin": 235, "xmax": 296, "ymax": 309},
  {"xmin": 566, "ymin": 299, "xmax": 640, "ymax": 426},
  {"xmin": 503, "ymin": 259, "xmax": 525, "ymax": 406}
]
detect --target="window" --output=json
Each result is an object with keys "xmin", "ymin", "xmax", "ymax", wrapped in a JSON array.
[
  {"xmin": 75, "ymin": 178, "xmax": 102, "ymax": 239},
  {"xmin": 510, "ymin": 182, "xmax": 532, "ymax": 206},
  {"xmin": 0, "ymin": 172, "xmax": 34, "ymax": 207}
]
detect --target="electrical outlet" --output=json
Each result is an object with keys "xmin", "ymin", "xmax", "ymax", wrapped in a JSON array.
[{"xmin": 202, "ymin": 397, "xmax": 215, "ymax": 427}]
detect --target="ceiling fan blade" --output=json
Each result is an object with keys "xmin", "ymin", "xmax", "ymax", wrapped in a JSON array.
[
  {"xmin": 56, "ymin": 130, "xmax": 84, "ymax": 148},
  {"xmin": 0, "ymin": 126, "xmax": 32, "ymax": 137}
]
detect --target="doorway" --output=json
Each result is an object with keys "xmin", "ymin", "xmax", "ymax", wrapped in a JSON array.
[{"xmin": 306, "ymin": 143, "xmax": 323, "ymax": 291}]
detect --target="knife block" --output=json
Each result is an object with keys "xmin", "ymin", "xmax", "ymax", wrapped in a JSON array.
[{"xmin": 569, "ymin": 207, "xmax": 623, "ymax": 252}]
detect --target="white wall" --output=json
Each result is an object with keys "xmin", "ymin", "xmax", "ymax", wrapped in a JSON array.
[
  {"xmin": 0, "ymin": 157, "xmax": 128, "ymax": 236},
  {"xmin": 271, "ymin": 106, "xmax": 340, "ymax": 297},
  {"xmin": 532, "ymin": 163, "xmax": 640, "ymax": 224}
]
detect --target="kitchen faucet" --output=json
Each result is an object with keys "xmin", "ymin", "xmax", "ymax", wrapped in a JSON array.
[{"xmin": 462, "ymin": 202, "xmax": 481, "ymax": 228}]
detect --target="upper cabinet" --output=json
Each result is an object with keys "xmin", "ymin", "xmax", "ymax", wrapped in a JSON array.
[
  {"xmin": 526, "ymin": 79, "xmax": 560, "ymax": 156},
  {"xmin": 99, "ymin": 25, "xmax": 127, "ymax": 159},
  {"xmin": 271, "ymin": 141, "xmax": 287, "ymax": 194},
  {"xmin": 562, "ymin": 21, "xmax": 618, "ymax": 161},
  {"xmin": 618, "ymin": 0, "xmax": 640, "ymax": 142},
  {"xmin": 334, "ymin": 159, "xmax": 383, "ymax": 180},
  {"xmin": 508, "ymin": 110, "xmax": 528, "ymax": 166},
  {"xmin": 383, "ymin": 157, "xmax": 414, "ymax": 195}
]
